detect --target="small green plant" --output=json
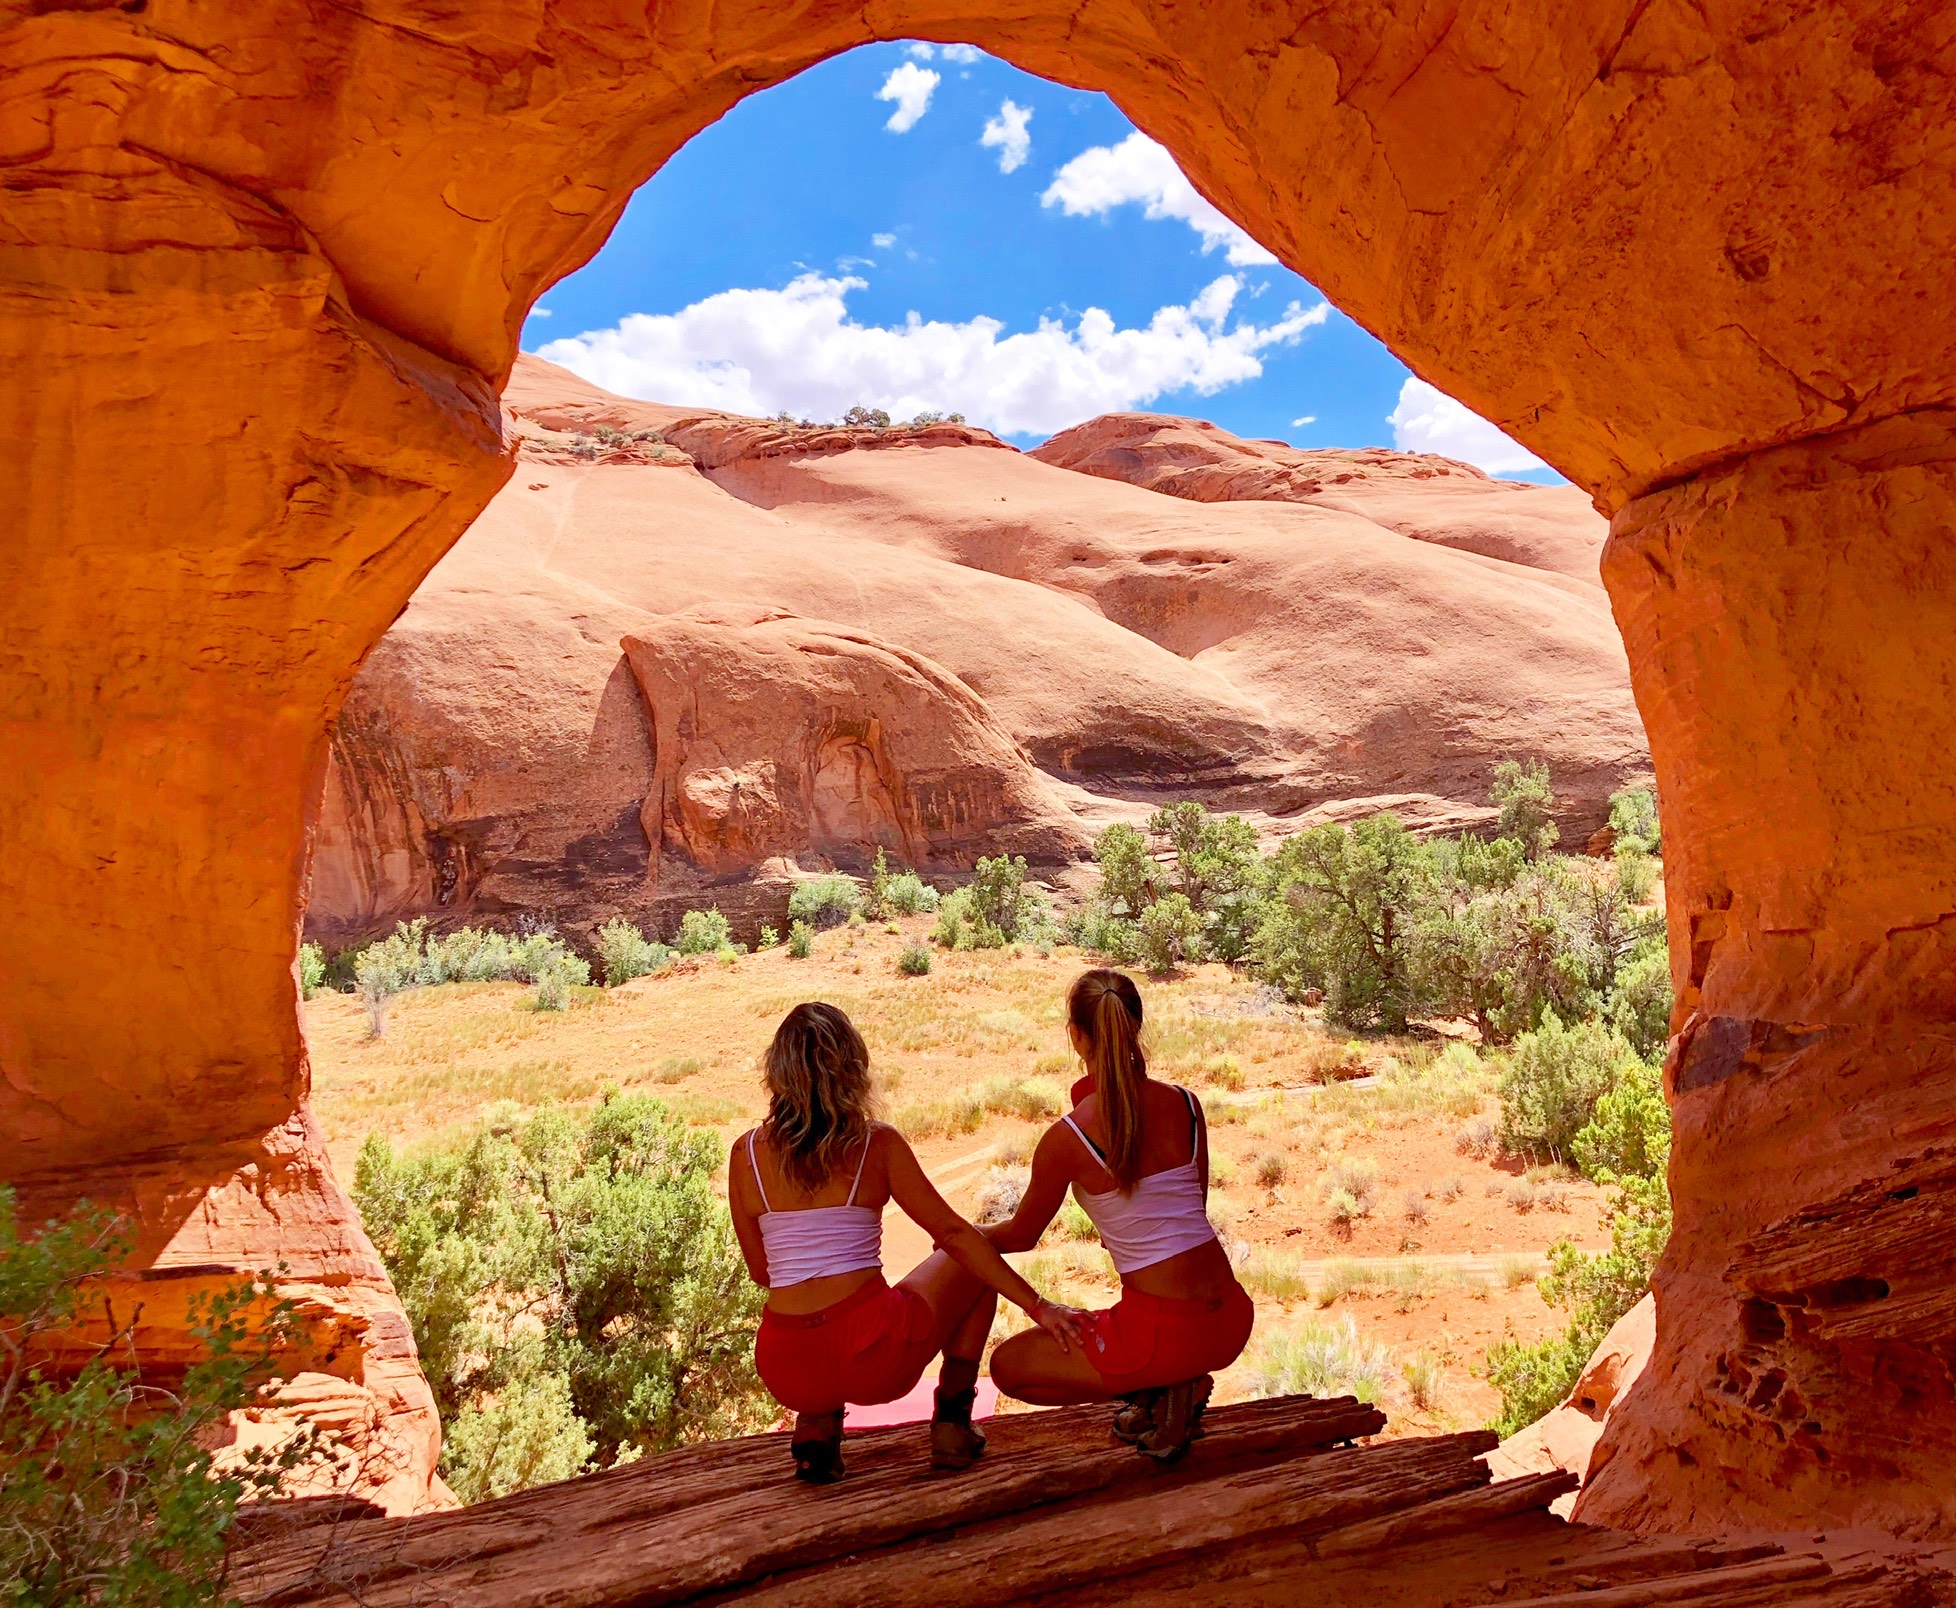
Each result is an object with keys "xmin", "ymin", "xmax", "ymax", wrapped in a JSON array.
[
  {"xmin": 674, "ymin": 908, "xmax": 733, "ymax": 955},
  {"xmin": 655, "ymin": 1055, "xmax": 702, "ymax": 1085},
  {"xmin": 1240, "ymin": 1249, "xmax": 1311, "ymax": 1301},
  {"xmin": 1607, "ymin": 786, "xmax": 1661, "ymax": 855},
  {"xmin": 1402, "ymin": 1351, "xmax": 1445, "ymax": 1413},
  {"xmin": 897, "ymin": 941, "xmax": 932, "ymax": 976},
  {"xmin": 298, "ymin": 941, "xmax": 327, "ymax": 999},
  {"xmin": 787, "ymin": 875, "xmax": 863, "ymax": 931},
  {"xmin": 1251, "ymin": 1316, "xmax": 1393, "ymax": 1403},
  {"xmin": 1254, "ymin": 1151, "xmax": 1289, "ymax": 1189},
  {"xmin": 869, "ymin": 849, "xmax": 941, "ymax": 917},
  {"xmin": 786, "ymin": 921, "xmax": 814, "ymax": 959},
  {"xmin": 1056, "ymin": 1195, "xmax": 1098, "ymax": 1242},
  {"xmin": 894, "ymin": 1092, "xmax": 986, "ymax": 1140},
  {"xmin": 0, "ymin": 1191, "xmax": 328, "ymax": 1605},
  {"xmin": 758, "ymin": 924, "xmax": 779, "ymax": 949},
  {"xmin": 1325, "ymin": 1154, "xmax": 1380, "ymax": 1214},
  {"xmin": 532, "ymin": 951, "xmax": 589, "ymax": 1012},
  {"xmin": 979, "ymin": 1075, "xmax": 1062, "ymax": 1121},
  {"xmin": 595, "ymin": 917, "xmax": 668, "ymax": 986}
]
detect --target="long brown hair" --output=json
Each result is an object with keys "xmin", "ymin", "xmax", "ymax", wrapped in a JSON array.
[
  {"xmin": 762, "ymin": 1002, "xmax": 879, "ymax": 1195},
  {"xmin": 1068, "ymin": 969, "xmax": 1148, "ymax": 1189}
]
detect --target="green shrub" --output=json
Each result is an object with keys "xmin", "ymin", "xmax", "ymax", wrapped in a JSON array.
[
  {"xmin": 786, "ymin": 875, "xmax": 862, "ymax": 931},
  {"xmin": 758, "ymin": 924, "xmax": 779, "ymax": 949},
  {"xmin": 1607, "ymin": 940, "xmax": 1674, "ymax": 1059},
  {"xmin": 674, "ymin": 908, "xmax": 732, "ymax": 955},
  {"xmin": 897, "ymin": 941, "xmax": 932, "ymax": 976},
  {"xmin": 1492, "ymin": 758, "xmax": 1559, "ymax": 859},
  {"xmin": 595, "ymin": 917, "xmax": 668, "ymax": 987},
  {"xmin": 1572, "ymin": 1057, "xmax": 1671, "ymax": 1185},
  {"xmin": 1252, "ymin": 815, "xmax": 1430, "ymax": 1031},
  {"xmin": 979, "ymin": 1075, "xmax": 1062, "ymax": 1121},
  {"xmin": 786, "ymin": 921, "xmax": 814, "ymax": 959},
  {"xmin": 353, "ymin": 1094, "xmax": 768, "ymax": 1490},
  {"xmin": 1069, "ymin": 906, "xmax": 1142, "ymax": 963},
  {"xmin": 1136, "ymin": 892, "xmax": 1204, "ymax": 974},
  {"xmin": 1091, "ymin": 821, "xmax": 1158, "ymax": 918},
  {"xmin": 968, "ymin": 854, "xmax": 1053, "ymax": 942},
  {"xmin": 0, "ymin": 1191, "xmax": 326, "ymax": 1605},
  {"xmin": 1250, "ymin": 1316, "xmax": 1393, "ymax": 1403},
  {"xmin": 298, "ymin": 941, "xmax": 327, "ymax": 1000},
  {"xmin": 1414, "ymin": 861, "xmax": 1601, "ymax": 1043},
  {"xmin": 868, "ymin": 849, "xmax": 940, "ymax": 917},
  {"xmin": 1498, "ymin": 1013, "xmax": 1643, "ymax": 1161},
  {"xmin": 1608, "ymin": 786, "xmax": 1661, "ymax": 855},
  {"xmin": 531, "ymin": 952, "xmax": 588, "ymax": 1012},
  {"xmin": 934, "ymin": 887, "xmax": 1003, "ymax": 950},
  {"xmin": 1614, "ymin": 840, "xmax": 1657, "ymax": 903},
  {"xmin": 1148, "ymin": 803, "xmax": 1268, "ymax": 962}
]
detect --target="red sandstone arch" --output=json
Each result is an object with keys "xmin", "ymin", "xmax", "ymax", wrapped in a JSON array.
[{"xmin": 2, "ymin": 0, "xmax": 1952, "ymax": 1535}]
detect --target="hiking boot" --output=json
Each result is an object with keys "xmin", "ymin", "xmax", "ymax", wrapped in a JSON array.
[
  {"xmin": 1111, "ymin": 1388, "xmax": 1163, "ymax": 1446},
  {"xmin": 790, "ymin": 1409, "xmax": 846, "ymax": 1484},
  {"xmin": 929, "ymin": 1379, "xmax": 987, "ymax": 1471},
  {"xmin": 1137, "ymin": 1374, "xmax": 1214, "ymax": 1465}
]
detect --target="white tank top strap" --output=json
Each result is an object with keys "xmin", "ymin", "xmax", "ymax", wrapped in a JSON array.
[
  {"xmin": 844, "ymin": 1126, "xmax": 875, "ymax": 1205},
  {"xmin": 747, "ymin": 1129, "xmax": 772, "ymax": 1210},
  {"xmin": 1061, "ymin": 1112, "xmax": 1109, "ymax": 1167}
]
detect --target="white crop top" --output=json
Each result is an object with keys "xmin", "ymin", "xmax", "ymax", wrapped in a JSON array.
[
  {"xmin": 748, "ymin": 1128, "xmax": 885, "ymax": 1288},
  {"xmin": 1063, "ymin": 1086, "xmax": 1218, "ymax": 1277}
]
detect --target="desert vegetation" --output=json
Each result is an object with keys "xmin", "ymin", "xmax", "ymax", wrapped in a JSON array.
[
  {"xmin": 296, "ymin": 763, "xmax": 1668, "ymax": 1497},
  {"xmin": 0, "ymin": 1192, "xmax": 326, "ymax": 1605}
]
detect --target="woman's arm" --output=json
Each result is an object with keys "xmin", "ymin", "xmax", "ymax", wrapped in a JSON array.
[
  {"xmin": 725, "ymin": 1132, "xmax": 770, "ymax": 1289},
  {"xmin": 881, "ymin": 1128, "xmax": 1088, "ymax": 1349},
  {"xmin": 981, "ymin": 1124, "xmax": 1077, "ymax": 1254}
]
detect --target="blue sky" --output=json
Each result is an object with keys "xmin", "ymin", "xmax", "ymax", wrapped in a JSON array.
[{"xmin": 528, "ymin": 43, "xmax": 1551, "ymax": 478}]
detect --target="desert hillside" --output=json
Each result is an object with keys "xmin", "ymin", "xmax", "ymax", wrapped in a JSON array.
[{"xmin": 308, "ymin": 357, "xmax": 1647, "ymax": 946}]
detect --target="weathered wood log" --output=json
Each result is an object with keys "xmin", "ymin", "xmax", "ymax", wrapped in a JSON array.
[
  {"xmin": 233, "ymin": 1394, "xmax": 1383, "ymax": 1608},
  {"xmin": 721, "ymin": 1430, "xmax": 1501, "ymax": 1608},
  {"xmin": 1308, "ymin": 1469, "xmax": 1580, "ymax": 1556}
]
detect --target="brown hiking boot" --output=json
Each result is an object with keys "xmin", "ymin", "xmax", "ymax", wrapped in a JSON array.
[
  {"xmin": 790, "ymin": 1409, "xmax": 846, "ymax": 1484},
  {"xmin": 1111, "ymin": 1388, "xmax": 1163, "ymax": 1445},
  {"xmin": 929, "ymin": 1413, "xmax": 988, "ymax": 1471},
  {"xmin": 1137, "ymin": 1375, "xmax": 1213, "ymax": 1465}
]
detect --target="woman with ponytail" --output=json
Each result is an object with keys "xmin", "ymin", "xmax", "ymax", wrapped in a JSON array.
[
  {"xmin": 983, "ymin": 969, "xmax": 1254, "ymax": 1460},
  {"xmin": 730, "ymin": 1002, "xmax": 1086, "ymax": 1484}
]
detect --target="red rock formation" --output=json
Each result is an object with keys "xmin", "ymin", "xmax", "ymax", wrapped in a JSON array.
[
  {"xmin": 1032, "ymin": 413, "xmax": 1609, "ymax": 584},
  {"xmin": 2, "ymin": 0, "xmax": 1952, "ymax": 1540},
  {"xmin": 622, "ymin": 609, "xmax": 1082, "ymax": 879},
  {"xmin": 308, "ymin": 359, "xmax": 1642, "ymax": 944}
]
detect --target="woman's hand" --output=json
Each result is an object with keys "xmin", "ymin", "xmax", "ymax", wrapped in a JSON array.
[{"xmin": 1031, "ymin": 1297, "xmax": 1091, "ymax": 1354}]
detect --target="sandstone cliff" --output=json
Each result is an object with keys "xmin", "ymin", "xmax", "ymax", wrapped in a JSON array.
[{"xmin": 308, "ymin": 357, "xmax": 1646, "ymax": 945}]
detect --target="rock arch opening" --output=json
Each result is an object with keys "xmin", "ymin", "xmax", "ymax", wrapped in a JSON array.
[{"xmin": 2, "ymin": 0, "xmax": 1953, "ymax": 1550}]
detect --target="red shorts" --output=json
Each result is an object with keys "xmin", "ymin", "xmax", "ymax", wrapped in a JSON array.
[
  {"xmin": 1081, "ymin": 1280, "xmax": 1255, "ymax": 1395},
  {"xmin": 755, "ymin": 1275, "xmax": 941, "ymax": 1415}
]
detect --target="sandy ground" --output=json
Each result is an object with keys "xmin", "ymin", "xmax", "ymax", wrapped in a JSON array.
[{"xmin": 307, "ymin": 921, "xmax": 1608, "ymax": 1434}]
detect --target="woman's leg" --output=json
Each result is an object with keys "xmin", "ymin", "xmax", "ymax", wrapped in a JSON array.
[
  {"xmin": 989, "ymin": 1326, "xmax": 1114, "ymax": 1406},
  {"xmin": 897, "ymin": 1251, "xmax": 999, "ymax": 1468}
]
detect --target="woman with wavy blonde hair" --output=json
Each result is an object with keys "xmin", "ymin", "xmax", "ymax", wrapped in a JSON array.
[
  {"xmin": 982, "ymin": 969, "xmax": 1253, "ymax": 1461},
  {"xmin": 729, "ymin": 1001, "xmax": 1084, "ymax": 1483}
]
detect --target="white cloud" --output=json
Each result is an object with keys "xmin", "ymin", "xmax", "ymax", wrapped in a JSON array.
[
  {"xmin": 529, "ymin": 306, "xmax": 552, "ymax": 318},
  {"xmin": 876, "ymin": 63, "xmax": 940, "ymax": 132},
  {"xmin": 536, "ymin": 272, "xmax": 1328, "ymax": 439},
  {"xmin": 907, "ymin": 42, "xmax": 981, "ymax": 62},
  {"xmin": 1387, "ymin": 378, "xmax": 1546, "ymax": 475},
  {"xmin": 981, "ymin": 100, "xmax": 1033, "ymax": 173},
  {"xmin": 1291, "ymin": 414, "xmax": 1316, "ymax": 427},
  {"xmin": 1042, "ymin": 133, "xmax": 1277, "ymax": 266},
  {"xmin": 871, "ymin": 232, "xmax": 897, "ymax": 249}
]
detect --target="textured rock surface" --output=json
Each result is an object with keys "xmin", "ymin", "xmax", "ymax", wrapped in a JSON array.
[
  {"xmin": 1487, "ymin": 1294, "xmax": 1656, "ymax": 1513},
  {"xmin": 1032, "ymin": 414, "xmax": 1610, "ymax": 583},
  {"xmin": 308, "ymin": 359, "xmax": 1640, "ymax": 944},
  {"xmin": 1, "ymin": 0, "xmax": 1952, "ymax": 1537},
  {"xmin": 227, "ymin": 1395, "xmax": 1953, "ymax": 1607}
]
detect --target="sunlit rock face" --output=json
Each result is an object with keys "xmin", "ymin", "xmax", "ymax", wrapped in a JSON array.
[
  {"xmin": 2, "ymin": 0, "xmax": 1952, "ymax": 1530},
  {"xmin": 306, "ymin": 358, "xmax": 1639, "ymax": 946}
]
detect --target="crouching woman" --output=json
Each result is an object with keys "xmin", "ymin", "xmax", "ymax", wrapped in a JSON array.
[
  {"xmin": 730, "ymin": 1001, "xmax": 1086, "ymax": 1483},
  {"xmin": 984, "ymin": 969, "xmax": 1254, "ymax": 1460}
]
